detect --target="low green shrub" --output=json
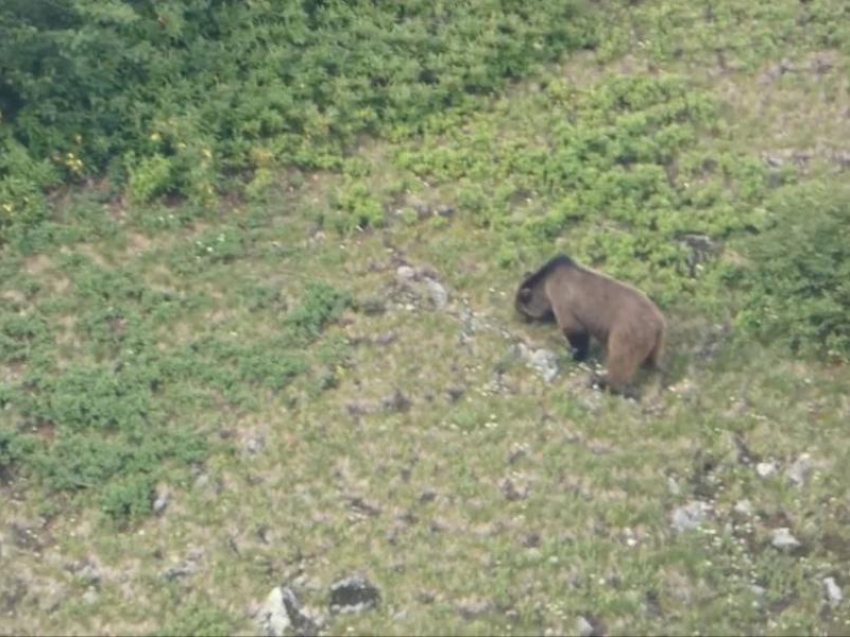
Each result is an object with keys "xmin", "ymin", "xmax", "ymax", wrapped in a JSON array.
[{"xmin": 734, "ymin": 182, "xmax": 850, "ymax": 361}]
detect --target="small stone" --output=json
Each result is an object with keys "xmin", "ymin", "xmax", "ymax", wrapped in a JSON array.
[
  {"xmin": 153, "ymin": 489, "xmax": 170, "ymax": 515},
  {"xmin": 281, "ymin": 588, "xmax": 321, "ymax": 637},
  {"xmin": 162, "ymin": 558, "xmax": 198, "ymax": 580},
  {"xmin": 411, "ymin": 202, "xmax": 431, "ymax": 218},
  {"xmin": 667, "ymin": 476, "xmax": 681, "ymax": 496},
  {"xmin": 770, "ymin": 527, "xmax": 801, "ymax": 551},
  {"xmin": 381, "ymin": 389, "xmax": 411, "ymax": 413},
  {"xmin": 785, "ymin": 453, "xmax": 814, "ymax": 486},
  {"xmin": 187, "ymin": 547, "xmax": 204, "ymax": 562},
  {"xmin": 329, "ymin": 575, "xmax": 380, "ymax": 614},
  {"xmin": 750, "ymin": 584, "xmax": 766, "ymax": 597},
  {"xmin": 419, "ymin": 489, "xmax": 437, "ymax": 503},
  {"xmin": 77, "ymin": 562, "xmax": 101, "ymax": 585},
  {"xmin": 671, "ymin": 501, "xmax": 710, "ymax": 533},
  {"xmin": 576, "ymin": 615, "xmax": 595, "ymax": 637},
  {"xmin": 255, "ymin": 587, "xmax": 291, "ymax": 637},
  {"xmin": 346, "ymin": 399, "xmax": 375, "ymax": 416},
  {"xmin": 396, "ymin": 266, "xmax": 417, "ymax": 282},
  {"xmin": 456, "ymin": 597, "xmax": 493, "ymax": 619},
  {"xmin": 82, "ymin": 586, "xmax": 99, "ymax": 605},
  {"xmin": 358, "ymin": 297, "xmax": 387, "ymax": 315},
  {"xmin": 500, "ymin": 477, "xmax": 529, "ymax": 501},
  {"xmin": 527, "ymin": 348, "xmax": 559, "ymax": 382},
  {"xmin": 756, "ymin": 462, "xmax": 777, "ymax": 478},
  {"xmin": 508, "ymin": 443, "xmax": 529, "ymax": 464},
  {"xmin": 445, "ymin": 383, "xmax": 465, "ymax": 402},
  {"xmin": 733, "ymin": 500, "xmax": 753, "ymax": 516},
  {"xmin": 521, "ymin": 531, "xmax": 542, "ymax": 548},
  {"xmin": 423, "ymin": 278, "xmax": 449, "ymax": 309},
  {"xmin": 245, "ymin": 436, "xmax": 264, "ymax": 454},
  {"xmin": 373, "ymin": 331, "xmax": 396, "ymax": 345},
  {"xmin": 348, "ymin": 496, "xmax": 382, "ymax": 517},
  {"xmin": 824, "ymin": 577, "xmax": 843, "ymax": 605},
  {"xmin": 36, "ymin": 581, "xmax": 65, "ymax": 613}
]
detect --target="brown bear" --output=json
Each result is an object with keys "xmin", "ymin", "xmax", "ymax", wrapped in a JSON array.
[{"xmin": 515, "ymin": 254, "xmax": 666, "ymax": 396}]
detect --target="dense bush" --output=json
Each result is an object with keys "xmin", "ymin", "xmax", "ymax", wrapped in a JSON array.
[
  {"xmin": 0, "ymin": 0, "xmax": 592, "ymax": 234},
  {"xmin": 734, "ymin": 182, "xmax": 850, "ymax": 361}
]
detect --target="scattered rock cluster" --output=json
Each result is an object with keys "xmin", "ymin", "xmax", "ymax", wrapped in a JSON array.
[{"xmin": 255, "ymin": 575, "xmax": 380, "ymax": 637}]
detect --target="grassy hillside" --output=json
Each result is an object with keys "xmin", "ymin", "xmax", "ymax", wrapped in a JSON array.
[{"xmin": 2, "ymin": 1, "xmax": 850, "ymax": 634}]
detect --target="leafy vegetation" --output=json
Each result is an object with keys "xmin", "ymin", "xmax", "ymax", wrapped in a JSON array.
[
  {"xmin": 0, "ymin": 0, "xmax": 591, "ymax": 224},
  {"xmin": 734, "ymin": 182, "xmax": 850, "ymax": 361},
  {"xmin": 2, "ymin": 0, "xmax": 850, "ymax": 635},
  {"xmin": 0, "ymin": 229, "xmax": 351, "ymax": 519}
]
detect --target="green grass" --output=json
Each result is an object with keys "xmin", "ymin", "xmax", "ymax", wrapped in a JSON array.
[{"xmin": 3, "ymin": 0, "xmax": 850, "ymax": 635}]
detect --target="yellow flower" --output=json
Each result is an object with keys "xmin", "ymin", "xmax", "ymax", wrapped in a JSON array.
[{"xmin": 150, "ymin": 132, "xmax": 161, "ymax": 142}]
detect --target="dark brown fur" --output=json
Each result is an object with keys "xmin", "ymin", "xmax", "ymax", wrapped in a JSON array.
[{"xmin": 515, "ymin": 254, "xmax": 666, "ymax": 396}]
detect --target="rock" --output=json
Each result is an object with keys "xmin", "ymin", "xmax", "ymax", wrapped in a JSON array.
[
  {"xmin": 345, "ymin": 399, "xmax": 376, "ymax": 417},
  {"xmin": 381, "ymin": 389, "xmax": 411, "ymax": 413},
  {"xmin": 445, "ymin": 383, "xmax": 465, "ymax": 402},
  {"xmin": 770, "ymin": 527, "xmax": 801, "ymax": 551},
  {"xmin": 282, "ymin": 587, "xmax": 322, "ymax": 637},
  {"xmin": 162, "ymin": 553, "xmax": 200, "ymax": 580},
  {"xmin": 576, "ymin": 615, "xmax": 595, "ymax": 637},
  {"xmin": 153, "ymin": 489, "xmax": 170, "ymax": 515},
  {"xmin": 785, "ymin": 453, "xmax": 814, "ymax": 486},
  {"xmin": 423, "ymin": 278, "xmax": 448, "ymax": 309},
  {"xmin": 255, "ymin": 587, "xmax": 292, "ymax": 637},
  {"xmin": 373, "ymin": 331, "xmax": 396, "ymax": 345},
  {"xmin": 733, "ymin": 500, "xmax": 754, "ymax": 516},
  {"xmin": 527, "ymin": 348, "xmax": 559, "ymax": 382},
  {"xmin": 500, "ymin": 477, "xmax": 529, "ymax": 501},
  {"xmin": 245, "ymin": 436, "xmax": 264, "ymax": 454},
  {"xmin": 810, "ymin": 54, "xmax": 835, "ymax": 74},
  {"xmin": 329, "ymin": 575, "xmax": 380, "ymax": 614},
  {"xmin": 9, "ymin": 520, "xmax": 44, "ymax": 551},
  {"xmin": 521, "ymin": 531, "xmax": 542, "ymax": 548},
  {"xmin": 823, "ymin": 577, "xmax": 843, "ymax": 605},
  {"xmin": 419, "ymin": 489, "xmax": 438, "ymax": 503},
  {"xmin": 410, "ymin": 202, "xmax": 431, "ymax": 218},
  {"xmin": 358, "ymin": 297, "xmax": 387, "ymax": 315},
  {"xmin": 193, "ymin": 473, "xmax": 210, "ymax": 490},
  {"xmin": 508, "ymin": 443, "xmax": 529, "ymax": 464},
  {"xmin": 77, "ymin": 562, "xmax": 101, "ymax": 585},
  {"xmin": 666, "ymin": 476, "xmax": 681, "ymax": 496},
  {"xmin": 671, "ymin": 501, "xmax": 710, "ymax": 533},
  {"xmin": 2, "ymin": 577, "xmax": 28, "ymax": 614},
  {"xmin": 456, "ymin": 597, "xmax": 493, "ymax": 619},
  {"xmin": 35, "ymin": 581, "xmax": 66, "ymax": 614},
  {"xmin": 749, "ymin": 584, "xmax": 766, "ymax": 598},
  {"xmin": 396, "ymin": 266, "xmax": 417, "ymax": 282},
  {"xmin": 82, "ymin": 586, "xmax": 99, "ymax": 605},
  {"xmin": 347, "ymin": 496, "xmax": 382, "ymax": 517},
  {"xmin": 834, "ymin": 150, "xmax": 850, "ymax": 169},
  {"xmin": 755, "ymin": 462, "xmax": 777, "ymax": 478},
  {"xmin": 677, "ymin": 232, "xmax": 719, "ymax": 254}
]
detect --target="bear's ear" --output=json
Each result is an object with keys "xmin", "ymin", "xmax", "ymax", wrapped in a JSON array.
[{"xmin": 518, "ymin": 287, "xmax": 532, "ymax": 303}]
